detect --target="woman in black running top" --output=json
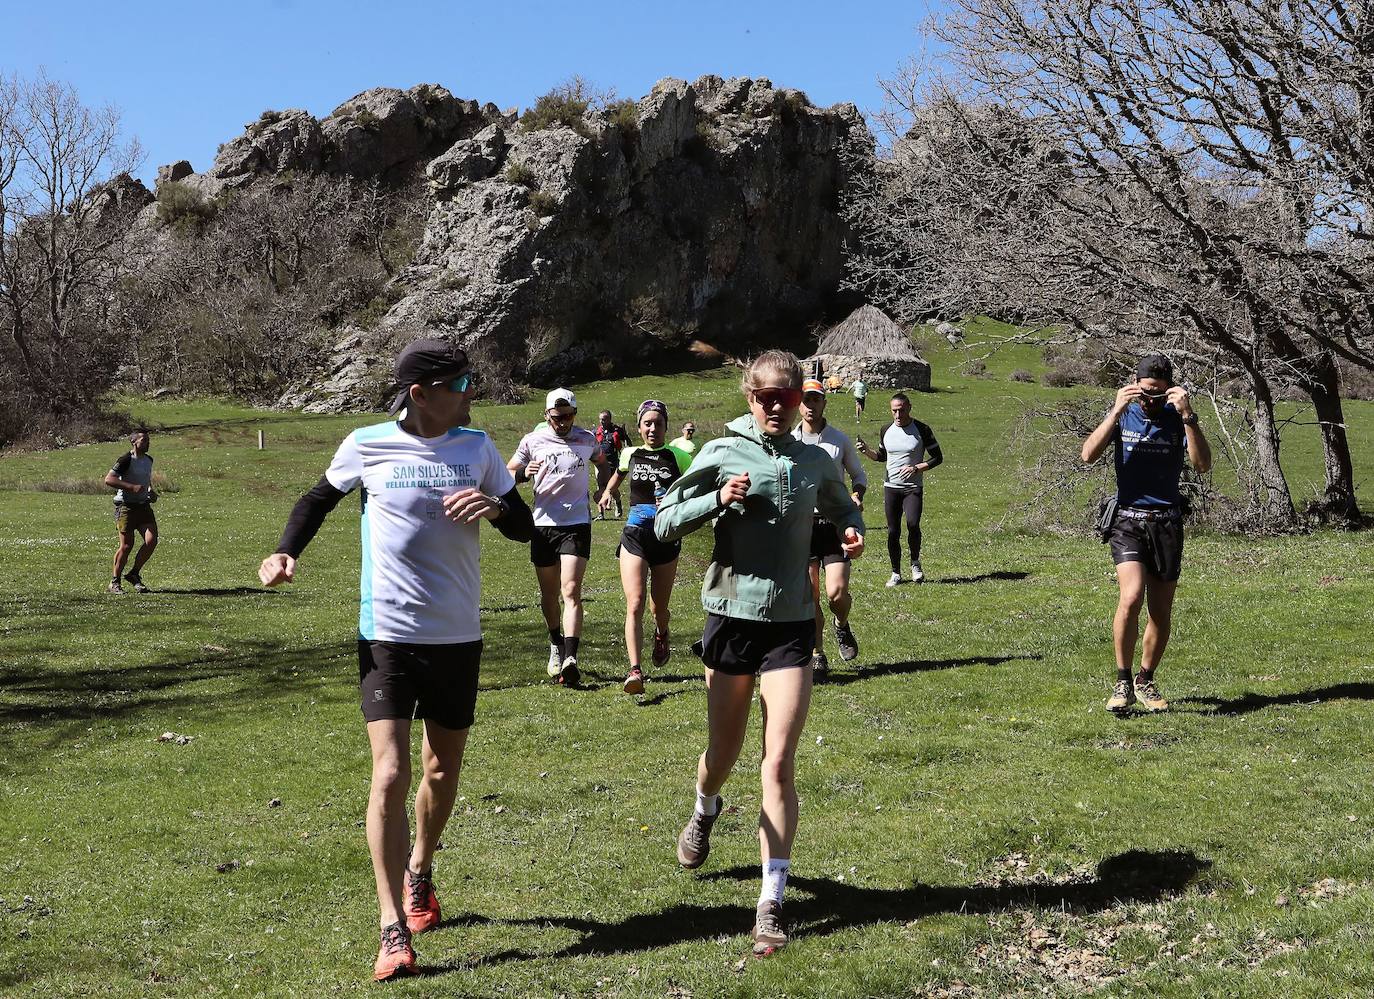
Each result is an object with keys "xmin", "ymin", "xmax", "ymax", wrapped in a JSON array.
[{"xmin": 597, "ymin": 400, "xmax": 693, "ymax": 695}]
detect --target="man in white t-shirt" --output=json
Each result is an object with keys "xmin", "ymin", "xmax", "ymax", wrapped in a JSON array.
[
  {"xmin": 258, "ymin": 339, "xmax": 534, "ymax": 982},
  {"xmin": 508, "ymin": 388, "xmax": 605, "ymax": 686},
  {"xmin": 793, "ymin": 379, "xmax": 867, "ymax": 677},
  {"xmin": 852, "ymin": 373, "xmax": 868, "ymax": 421}
]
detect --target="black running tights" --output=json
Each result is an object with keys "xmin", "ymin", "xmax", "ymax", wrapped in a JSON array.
[{"xmin": 883, "ymin": 487, "xmax": 923, "ymax": 572}]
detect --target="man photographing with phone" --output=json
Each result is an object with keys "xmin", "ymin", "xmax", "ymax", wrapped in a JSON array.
[{"xmin": 1081, "ymin": 354, "xmax": 1211, "ymax": 713}]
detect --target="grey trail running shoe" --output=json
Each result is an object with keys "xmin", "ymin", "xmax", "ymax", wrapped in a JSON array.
[
  {"xmin": 676, "ymin": 799, "xmax": 722, "ymax": 869},
  {"xmin": 1106, "ymin": 678, "xmax": 1137, "ymax": 712},
  {"xmin": 834, "ymin": 620, "xmax": 859, "ymax": 661},
  {"xmin": 1135, "ymin": 675, "xmax": 1169, "ymax": 712},
  {"xmin": 811, "ymin": 650, "xmax": 830, "ymax": 680},
  {"xmin": 752, "ymin": 900, "xmax": 789, "ymax": 956}
]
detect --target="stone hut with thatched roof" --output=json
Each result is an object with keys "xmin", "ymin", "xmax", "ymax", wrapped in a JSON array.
[{"xmin": 806, "ymin": 305, "xmax": 931, "ymax": 391}]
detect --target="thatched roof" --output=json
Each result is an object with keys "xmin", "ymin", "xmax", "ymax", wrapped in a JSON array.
[{"xmin": 816, "ymin": 305, "xmax": 922, "ymax": 359}]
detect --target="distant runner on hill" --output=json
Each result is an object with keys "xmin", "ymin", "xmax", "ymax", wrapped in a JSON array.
[
  {"xmin": 856, "ymin": 392, "xmax": 943, "ymax": 586},
  {"xmin": 1081, "ymin": 353, "xmax": 1211, "ymax": 714},
  {"xmin": 104, "ymin": 428, "xmax": 159, "ymax": 593},
  {"xmin": 669, "ymin": 420, "xmax": 700, "ymax": 459},
  {"xmin": 851, "ymin": 374, "xmax": 868, "ymax": 421},
  {"xmin": 257, "ymin": 339, "xmax": 534, "ymax": 982}
]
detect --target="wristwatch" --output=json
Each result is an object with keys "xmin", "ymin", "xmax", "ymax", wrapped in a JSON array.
[{"xmin": 1181, "ymin": 413, "xmax": 1199, "ymax": 427}]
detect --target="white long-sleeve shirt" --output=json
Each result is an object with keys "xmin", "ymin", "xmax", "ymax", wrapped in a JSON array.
[{"xmin": 792, "ymin": 421, "xmax": 867, "ymax": 493}]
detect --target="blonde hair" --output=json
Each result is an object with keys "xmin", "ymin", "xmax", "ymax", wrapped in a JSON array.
[{"xmin": 741, "ymin": 350, "xmax": 803, "ymax": 395}]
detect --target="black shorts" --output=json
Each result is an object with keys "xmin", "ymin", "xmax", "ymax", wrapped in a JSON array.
[
  {"xmin": 855, "ymin": 397, "xmax": 866, "ymax": 411},
  {"xmin": 694, "ymin": 613, "xmax": 813, "ymax": 676},
  {"xmin": 809, "ymin": 519, "xmax": 847, "ymax": 564},
  {"xmin": 530, "ymin": 523, "xmax": 592, "ymax": 567},
  {"xmin": 1109, "ymin": 514, "xmax": 1184, "ymax": 582},
  {"xmin": 618, "ymin": 523, "xmax": 681, "ymax": 567},
  {"xmin": 358, "ymin": 639, "xmax": 482, "ymax": 730}
]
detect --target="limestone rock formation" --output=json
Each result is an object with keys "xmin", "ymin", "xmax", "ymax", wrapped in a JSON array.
[
  {"xmin": 808, "ymin": 305, "xmax": 931, "ymax": 391},
  {"xmin": 299, "ymin": 75, "xmax": 870, "ymax": 411}
]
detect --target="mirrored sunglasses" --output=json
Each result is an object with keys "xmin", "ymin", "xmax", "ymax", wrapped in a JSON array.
[
  {"xmin": 431, "ymin": 371, "xmax": 475, "ymax": 394},
  {"xmin": 752, "ymin": 387, "xmax": 803, "ymax": 410}
]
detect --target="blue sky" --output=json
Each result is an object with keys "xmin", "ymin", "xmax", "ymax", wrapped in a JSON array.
[{"xmin": 4, "ymin": 1, "xmax": 941, "ymax": 188}]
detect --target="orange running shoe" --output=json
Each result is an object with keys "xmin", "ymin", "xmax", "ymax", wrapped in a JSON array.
[
  {"xmin": 403, "ymin": 867, "xmax": 441, "ymax": 934},
  {"xmin": 373, "ymin": 920, "xmax": 416, "ymax": 981}
]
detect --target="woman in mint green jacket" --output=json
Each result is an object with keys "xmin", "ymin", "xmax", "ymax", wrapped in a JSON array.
[{"xmin": 654, "ymin": 350, "xmax": 865, "ymax": 956}]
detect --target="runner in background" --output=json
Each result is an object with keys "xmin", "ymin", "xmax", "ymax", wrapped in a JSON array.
[
  {"xmin": 258, "ymin": 339, "xmax": 534, "ymax": 981},
  {"xmin": 593, "ymin": 410, "xmax": 629, "ymax": 519},
  {"xmin": 669, "ymin": 420, "xmax": 700, "ymax": 460},
  {"xmin": 598, "ymin": 400, "xmax": 693, "ymax": 694},
  {"xmin": 793, "ymin": 379, "xmax": 866, "ymax": 677},
  {"xmin": 857, "ymin": 393, "xmax": 943, "ymax": 586},
  {"xmin": 851, "ymin": 372, "xmax": 868, "ymax": 421},
  {"xmin": 509, "ymin": 389, "xmax": 605, "ymax": 686},
  {"xmin": 104, "ymin": 428, "xmax": 159, "ymax": 593}
]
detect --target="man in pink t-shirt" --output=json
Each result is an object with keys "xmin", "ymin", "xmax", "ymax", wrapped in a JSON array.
[{"xmin": 508, "ymin": 388, "xmax": 606, "ymax": 685}]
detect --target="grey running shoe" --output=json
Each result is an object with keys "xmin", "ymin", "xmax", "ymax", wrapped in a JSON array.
[
  {"xmin": 885, "ymin": 572, "xmax": 901, "ymax": 588},
  {"xmin": 676, "ymin": 800, "xmax": 721, "ymax": 869},
  {"xmin": 811, "ymin": 651, "xmax": 830, "ymax": 680},
  {"xmin": 124, "ymin": 573, "xmax": 150, "ymax": 593},
  {"xmin": 107, "ymin": 579, "xmax": 123, "ymax": 594},
  {"xmin": 752, "ymin": 900, "xmax": 788, "ymax": 956},
  {"xmin": 834, "ymin": 620, "xmax": 859, "ymax": 661},
  {"xmin": 1135, "ymin": 676, "xmax": 1168, "ymax": 712},
  {"xmin": 546, "ymin": 644, "xmax": 562, "ymax": 677},
  {"xmin": 911, "ymin": 562, "xmax": 925, "ymax": 583},
  {"xmin": 1106, "ymin": 679, "xmax": 1137, "ymax": 712}
]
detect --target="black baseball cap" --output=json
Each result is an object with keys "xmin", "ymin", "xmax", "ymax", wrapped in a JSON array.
[
  {"xmin": 389, "ymin": 338, "xmax": 470, "ymax": 415},
  {"xmin": 1135, "ymin": 354, "xmax": 1173, "ymax": 383}
]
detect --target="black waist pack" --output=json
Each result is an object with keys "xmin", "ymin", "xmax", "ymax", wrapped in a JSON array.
[{"xmin": 1095, "ymin": 495, "xmax": 1119, "ymax": 542}]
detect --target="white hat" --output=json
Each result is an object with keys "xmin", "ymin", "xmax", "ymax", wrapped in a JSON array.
[{"xmin": 545, "ymin": 388, "xmax": 577, "ymax": 410}]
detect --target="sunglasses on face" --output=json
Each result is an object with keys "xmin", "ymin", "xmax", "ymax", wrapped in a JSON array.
[
  {"xmin": 1139, "ymin": 389, "xmax": 1169, "ymax": 402},
  {"xmin": 684, "ymin": 428, "xmax": 695, "ymax": 434},
  {"xmin": 752, "ymin": 387, "xmax": 803, "ymax": 410},
  {"xmin": 431, "ymin": 372, "xmax": 475, "ymax": 394}
]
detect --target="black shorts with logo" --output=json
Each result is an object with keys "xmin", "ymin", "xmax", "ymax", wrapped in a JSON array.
[
  {"xmin": 809, "ymin": 518, "xmax": 847, "ymax": 564},
  {"xmin": 1109, "ymin": 511, "xmax": 1184, "ymax": 582},
  {"xmin": 358, "ymin": 639, "xmax": 482, "ymax": 730},
  {"xmin": 530, "ymin": 523, "xmax": 592, "ymax": 567},
  {"xmin": 617, "ymin": 523, "xmax": 681, "ymax": 567},
  {"xmin": 694, "ymin": 613, "xmax": 813, "ymax": 676}
]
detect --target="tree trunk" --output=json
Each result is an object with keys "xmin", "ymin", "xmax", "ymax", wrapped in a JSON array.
[
  {"xmin": 1248, "ymin": 372, "xmax": 1298, "ymax": 529},
  {"xmin": 1304, "ymin": 350, "xmax": 1361, "ymax": 525}
]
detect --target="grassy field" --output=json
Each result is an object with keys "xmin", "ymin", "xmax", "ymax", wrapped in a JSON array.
[{"xmin": 3, "ymin": 330, "xmax": 1374, "ymax": 998}]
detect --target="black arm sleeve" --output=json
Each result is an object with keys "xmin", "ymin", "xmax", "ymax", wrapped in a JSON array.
[
  {"xmin": 491, "ymin": 486, "xmax": 535, "ymax": 543},
  {"xmin": 276, "ymin": 476, "xmax": 349, "ymax": 557},
  {"xmin": 917, "ymin": 421, "xmax": 944, "ymax": 469}
]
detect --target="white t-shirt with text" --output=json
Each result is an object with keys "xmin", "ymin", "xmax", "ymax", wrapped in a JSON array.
[{"xmin": 510, "ymin": 425, "xmax": 599, "ymax": 527}]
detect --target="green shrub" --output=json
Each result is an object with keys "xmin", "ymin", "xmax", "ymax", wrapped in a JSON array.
[
  {"xmin": 606, "ymin": 99, "xmax": 639, "ymax": 133},
  {"xmin": 528, "ymin": 191, "xmax": 559, "ymax": 217},
  {"xmin": 521, "ymin": 86, "xmax": 592, "ymax": 137},
  {"xmin": 156, "ymin": 181, "xmax": 216, "ymax": 232},
  {"xmin": 353, "ymin": 108, "xmax": 382, "ymax": 132},
  {"xmin": 503, "ymin": 161, "xmax": 538, "ymax": 188}
]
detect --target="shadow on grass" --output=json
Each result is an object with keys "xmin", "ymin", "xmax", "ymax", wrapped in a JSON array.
[
  {"xmin": 938, "ymin": 570, "xmax": 1031, "ymax": 585},
  {"xmin": 144, "ymin": 586, "xmax": 274, "ymax": 597},
  {"xmin": 820, "ymin": 653, "xmax": 1041, "ymax": 687},
  {"xmin": 1176, "ymin": 682, "xmax": 1374, "ymax": 717},
  {"xmin": 440, "ymin": 848, "xmax": 1207, "ymax": 968}
]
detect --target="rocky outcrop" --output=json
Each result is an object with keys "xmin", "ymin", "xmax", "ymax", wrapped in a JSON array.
[
  {"xmin": 296, "ymin": 75, "xmax": 870, "ymax": 411},
  {"xmin": 176, "ymin": 84, "xmax": 506, "ymax": 201}
]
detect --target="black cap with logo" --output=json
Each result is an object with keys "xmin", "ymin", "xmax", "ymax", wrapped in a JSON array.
[{"xmin": 389, "ymin": 338, "xmax": 470, "ymax": 415}]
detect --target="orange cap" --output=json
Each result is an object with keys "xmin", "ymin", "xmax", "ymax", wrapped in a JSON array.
[{"xmin": 802, "ymin": 378, "xmax": 826, "ymax": 396}]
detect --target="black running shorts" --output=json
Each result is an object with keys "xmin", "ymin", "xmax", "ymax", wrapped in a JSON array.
[
  {"xmin": 617, "ymin": 523, "xmax": 681, "ymax": 567},
  {"xmin": 358, "ymin": 639, "xmax": 482, "ymax": 730},
  {"xmin": 808, "ymin": 518, "xmax": 847, "ymax": 564},
  {"xmin": 695, "ymin": 613, "xmax": 813, "ymax": 676},
  {"xmin": 530, "ymin": 523, "xmax": 592, "ymax": 567},
  {"xmin": 1108, "ymin": 515, "xmax": 1184, "ymax": 582}
]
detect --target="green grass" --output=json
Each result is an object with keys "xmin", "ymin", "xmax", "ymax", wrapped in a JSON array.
[{"xmin": 3, "ymin": 341, "xmax": 1374, "ymax": 998}]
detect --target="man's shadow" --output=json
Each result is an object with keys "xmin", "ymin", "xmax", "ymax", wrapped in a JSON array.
[
  {"xmin": 436, "ymin": 848, "xmax": 1207, "ymax": 966},
  {"xmin": 1177, "ymin": 682, "xmax": 1374, "ymax": 717},
  {"xmin": 822, "ymin": 653, "xmax": 1041, "ymax": 686}
]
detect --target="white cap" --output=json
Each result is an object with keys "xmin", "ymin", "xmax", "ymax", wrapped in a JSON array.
[{"xmin": 545, "ymin": 388, "xmax": 577, "ymax": 411}]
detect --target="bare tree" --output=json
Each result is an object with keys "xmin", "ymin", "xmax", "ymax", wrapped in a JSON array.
[{"xmin": 847, "ymin": 1, "xmax": 1374, "ymax": 527}]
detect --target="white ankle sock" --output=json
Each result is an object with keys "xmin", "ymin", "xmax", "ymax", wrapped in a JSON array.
[
  {"xmin": 759, "ymin": 858, "xmax": 790, "ymax": 905},
  {"xmin": 694, "ymin": 787, "xmax": 720, "ymax": 817}
]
